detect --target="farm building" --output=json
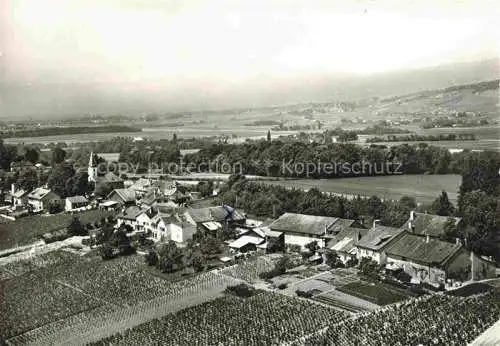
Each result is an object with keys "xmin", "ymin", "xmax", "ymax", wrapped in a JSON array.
[
  {"xmin": 228, "ymin": 235, "xmax": 264, "ymax": 253},
  {"xmin": 65, "ymin": 195, "xmax": 89, "ymax": 211},
  {"xmin": 184, "ymin": 205, "xmax": 246, "ymax": 231},
  {"xmin": 403, "ymin": 211, "xmax": 462, "ymax": 238},
  {"xmin": 327, "ymin": 227, "xmax": 368, "ymax": 264},
  {"xmin": 106, "ymin": 189, "xmax": 136, "ymax": 206},
  {"xmin": 268, "ymin": 213, "xmax": 355, "ymax": 250},
  {"xmin": 355, "ymin": 225, "xmax": 404, "ymax": 264},
  {"xmin": 27, "ymin": 188, "xmax": 61, "ymax": 212},
  {"xmin": 385, "ymin": 232, "xmax": 496, "ymax": 285}
]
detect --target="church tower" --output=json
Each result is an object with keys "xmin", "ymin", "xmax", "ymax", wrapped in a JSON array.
[{"xmin": 88, "ymin": 151, "xmax": 98, "ymax": 182}]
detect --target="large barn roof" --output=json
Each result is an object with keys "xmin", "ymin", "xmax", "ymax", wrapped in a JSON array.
[{"xmin": 269, "ymin": 213, "xmax": 354, "ymax": 236}]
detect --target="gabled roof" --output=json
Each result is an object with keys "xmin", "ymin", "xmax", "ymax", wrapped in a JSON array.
[
  {"xmin": 386, "ymin": 232, "xmax": 462, "ymax": 267},
  {"xmin": 335, "ymin": 227, "xmax": 369, "ymax": 242},
  {"xmin": 228, "ymin": 235, "xmax": 264, "ymax": 249},
  {"xmin": 129, "ymin": 178, "xmax": 151, "ymax": 192},
  {"xmin": 330, "ymin": 237, "xmax": 355, "ymax": 254},
  {"xmin": 28, "ymin": 188, "xmax": 58, "ymax": 200},
  {"xmin": 269, "ymin": 213, "xmax": 354, "ymax": 236},
  {"xmin": 66, "ymin": 195, "xmax": 88, "ymax": 204},
  {"xmin": 404, "ymin": 213, "xmax": 462, "ymax": 237},
  {"xmin": 355, "ymin": 226, "xmax": 404, "ymax": 251},
  {"xmin": 107, "ymin": 188, "xmax": 136, "ymax": 203},
  {"xmin": 186, "ymin": 205, "xmax": 245, "ymax": 223},
  {"xmin": 117, "ymin": 206, "xmax": 149, "ymax": 221},
  {"xmin": 13, "ymin": 189, "xmax": 28, "ymax": 198},
  {"xmin": 96, "ymin": 172, "xmax": 123, "ymax": 184}
]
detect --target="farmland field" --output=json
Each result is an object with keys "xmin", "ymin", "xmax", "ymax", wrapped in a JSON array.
[
  {"xmin": 0, "ymin": 209, "xmax": 116, "ymax": 251},
  {"xmin": 1, "ymin": 250, "xmax": 285, "ymax": 345},
  {"xmin": 88, "ymin": 291, "xmax": 349, "ymax": 346},
  {"xmin": 336, "ymin": 281, "xmax": 410, "ymax": 305},
  {"xmin": 259, "ymin": 174, "xmax": 461, "ymax": 204},
  {"xmin": 300, "ymin": 288, "xmax": 500, "ymax": 346}
]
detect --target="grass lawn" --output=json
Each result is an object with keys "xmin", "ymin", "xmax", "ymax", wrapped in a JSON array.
[
  {"xmin": 260, "ymin": 174, "xmax": 461, "ymax": 204},
  {"xmin": 337, "ymin": 281, "xmax": 409, "ymax": 305},
  {"xmin": 0, "ymin": 210, "xmax": 116, "ymax": 251}
]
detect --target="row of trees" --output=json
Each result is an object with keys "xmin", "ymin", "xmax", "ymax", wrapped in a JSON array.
[
  {"xmin": 367, "ymin": 133, "xmax": 476, "ymax": 143},
  {"xmin": 186, "ymin": 140, "xmax": 497, "ymax": 177}
]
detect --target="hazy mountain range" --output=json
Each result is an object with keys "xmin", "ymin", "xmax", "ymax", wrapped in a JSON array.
[{"xmin": 1, "ymin": 58, "xmax": 498, "ymax": 119}]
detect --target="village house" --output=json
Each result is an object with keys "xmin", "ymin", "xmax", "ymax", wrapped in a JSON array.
[
  {"xmin": 65, "ymin": 195, "xmax": 89, "ymax": 211},
  {"xmin": 27, "ymin": 188, "xmax": 61, "ymax": 213},
  {"xmin": 403, "ymin": 211, "xmax": 462, "ymax": 238},
  {"xmin": 150, "ymin": 214, "xmax": 172, "ymax": 241},
  {"xmin": 327, "ymin": 227, "xmax": 368, "ymax": 264},
  {"xmin": 106, "ymin": 189, "xmax": 136, "ymax": 207},
  {"xmin": 169, "ymin": 216, "xmax": 197, "ymax": 244},
  {"xmin": 128, "ymin": 178, "xmax": 152, "ymax": 197},
  {"xmin": 385, "ymin": 232, "xmax": 496, "ymax": 285},
  {"xmin": 355, "ymin": 224, "xmax": 405, "ymax": 264},
  {"xmin": 116, "ymin": 206, "xmax": 146, "ymax": 230},
  {"xmin": 11, "ymin": 184, "xmax": 29, "ymax": 208},
  {"xmin": 184, "ymin": 205, "xmax": 246, "ymax": 233},
  {"xmin": 268, "ymin": 213, "xmax": 355, "ymax": 250},
  {"xmin": 150, "ymin": 213, "xmax": 196, "ymax": 244}
]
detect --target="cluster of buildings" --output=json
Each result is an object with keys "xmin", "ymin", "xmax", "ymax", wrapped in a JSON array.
[
  {"xmin": 3, "ymin": 153, "xmax": 496, "ymax": 287},
  {"xmin": 3, "ymin": 152, "xmax": 210, "ymax": 217},
  {"xmin": 265, "ymin": 210, "xmax": 496, "ymax": 286}
]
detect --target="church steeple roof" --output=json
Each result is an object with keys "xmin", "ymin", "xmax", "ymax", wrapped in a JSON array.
[{"xmin": 89, "ymin": 151, "xmax": 98, "ymax": 167}]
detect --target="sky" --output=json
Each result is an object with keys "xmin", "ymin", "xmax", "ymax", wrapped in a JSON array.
[{"xmin": 0, "ymin": 0, "xmax": 498, "ymax": 116}]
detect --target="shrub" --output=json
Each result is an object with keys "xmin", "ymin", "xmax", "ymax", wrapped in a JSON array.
[
  {"xmin": 225, "ymin": 284, "xmax": 256, "ymax": 298},
  {"xmin": 277, "ymin": 283, "xmax": 288, "ymax": 290},
  {"xmin": 100, "ymin": 244, "xmax": 115, "ymax": 260},
  {"xmin": 295, "ymin": 290, "xmax": 313, "ymax": 298}
]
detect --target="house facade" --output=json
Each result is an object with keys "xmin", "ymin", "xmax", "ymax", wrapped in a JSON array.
[
  {"xmin": 65, "ymin": 196, "xmax": 89, "ymax": 211},
  {"xmin": 27, "ymin": 188, "xmax": 61, "ymax": 212},
  {"xmin": 385, "ymin": 232, "xmax": 496, "ymax": 285},
  {"xmin": 355, "ymin": 225, "xmax": 404, "ymax": 264}
]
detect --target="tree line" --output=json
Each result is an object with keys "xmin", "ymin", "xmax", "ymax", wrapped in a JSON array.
[
  {"xmin": 0, "ymin": 125, "xmax": 141, "ymax": 139},
  {"xmin": 366, "ymin": 133, "xmax": 476, "ymax": 143},
  {"xmin": 186, "ymin": 140, "xmax": 498, "ymax": 177}
]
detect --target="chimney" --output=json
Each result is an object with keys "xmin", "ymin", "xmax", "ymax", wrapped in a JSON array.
[
  {"xmin": 425, "ymin": 235, "xmax": 430, "ymax": 243},
  {"xmin": 455, "ymin": 237, "xmax": 460, "ymax": 245},
  {"xmin": 372, "ymin": 219, "xmax": 380, "ymax": 229},
  {"xmin": 11, "ymin": 183, "xmax": 15, "ymax": 195}
]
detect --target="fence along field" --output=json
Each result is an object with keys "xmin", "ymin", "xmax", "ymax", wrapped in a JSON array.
[{"xmin": 2, "ymin": 252, "xmax": 283, "ymax": 345}]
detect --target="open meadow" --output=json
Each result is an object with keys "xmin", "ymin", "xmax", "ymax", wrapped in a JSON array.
[
  {"xmin": 0, "ymin": 210, "xmax": 116, "ymax": 251},
  {"xmin": 259, "ymin": 174, "xmax": 462, "ymax": 204}
]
